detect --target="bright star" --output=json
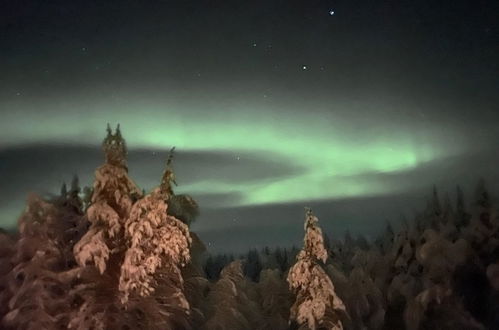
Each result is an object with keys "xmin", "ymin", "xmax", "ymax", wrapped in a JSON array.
[
  {"xmin": 302, "ymin": 65, "xmax": 308, "ymax": 70},
  {"xmin": 329, "ymin": 10, "xmax": 335, "ymax": 16}
]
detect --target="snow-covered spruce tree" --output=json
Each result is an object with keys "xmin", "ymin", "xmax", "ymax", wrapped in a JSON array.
[
  {"xmin": 256, "ymin": 268, "xmax": 292, "ymax": 330},
  {"xmin": 73, "ymin": 124, "xmax": 142, "ymax": 275},
  {"xmin": 69, "ymin": 125, "xmax": 193, "ymax": 329},
  {"xmin": 201, "ymin": 260, "xmax": 263, "ymax": 330},
  {"xmin": 287, "ymin": 207, "xmax": 346, "ymax": 330},
  {"xmin": 119, "ymin": 186, "xmax": 192, "ymax": 303},
  {"xmin": 51, "ymin": 177, "xmax": 89, "ymax": 269},
  {"xmin": 0, "ymin": 230, "xmax": 15, "ymax": 323},
  {"xmin": 160, "ymin": 146, "xmax": 200, "ymax": 226},
  {"xmin": 154, "ymin": 146, "xmax": 208, "ymax": 326},
  {"xmin": 119, "ymin": 145, "xmax": 192, "ymax": 305},
  {"xmin": 1, "ymin": 192, "xmax": 85, "ymax": 329}
]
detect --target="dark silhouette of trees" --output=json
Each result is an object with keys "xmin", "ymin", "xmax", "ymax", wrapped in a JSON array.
[{"xmin": 244, "ymin": 248, "xmax": 262, "ymax": 281}]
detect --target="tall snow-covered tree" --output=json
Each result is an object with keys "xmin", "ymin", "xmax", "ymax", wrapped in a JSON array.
[
  {"xmin": 68, "ymin": 125, "xmax": 194, "ymax": 329},
  {"xmin": 119, "ymin": 186, "xmax": 192, "ymax": 304},
  {"xmin": 287, "ymin": 207, "xmax": 346, "ymax": 330},
  {"xmin": 73, "ymin": 124, "xmax": 142, "ymax": 275},
  {"xmin": 201, "ymin": 260, "xmax": 263, "ymax": 330},
  {"xmin": 159, "ymin": 146, "xmax": 200, "ymax": 226},
  {"xmin": 1, "ymin": 193, "xmax": 84, "ymax": 329}
]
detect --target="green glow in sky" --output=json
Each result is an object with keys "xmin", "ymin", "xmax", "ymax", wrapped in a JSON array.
[{"xmin": 0, "ymin": 97, "xmax": 466, "ymax": 207}]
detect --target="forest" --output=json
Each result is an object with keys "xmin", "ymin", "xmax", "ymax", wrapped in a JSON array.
[{"xmin": 1, "ymin": 125, "xmax": 498, "ymax": 330}]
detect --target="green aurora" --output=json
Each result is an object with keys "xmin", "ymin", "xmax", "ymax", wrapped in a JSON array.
[{"xmin": 0, "ymin": 96, "xmax": 469, "ymax": 209}]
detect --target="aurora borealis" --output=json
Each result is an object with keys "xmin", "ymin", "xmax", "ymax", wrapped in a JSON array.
[
  {"xmin": 1, "ymin": 0, "xmax": 498, "ymax": 251},
  {"xmin": 0, "ymin": 101, "xmax": 464, "ymax": 203}
]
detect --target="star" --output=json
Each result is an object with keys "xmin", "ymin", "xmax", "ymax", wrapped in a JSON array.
[
  {"xmin": 302, "ymin": 65, "xmax": 308, "ymax": 70},
  {"xmin": 329, "ymin": 10, "xmax": 335, "ymax": 16},
  {"xmin": 236, "ymin": 156, "xmax": 240, "ymax": 160},
  {"xmin": 81, "ymin": 47, "xmax": 87, "ymax": 51},
  {"xmin": 252, "ymin": 43, "xmax": 257, "ymax": 47}
]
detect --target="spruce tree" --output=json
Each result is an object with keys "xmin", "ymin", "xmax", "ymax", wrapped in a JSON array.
[
  {"xmin": 160, "ymin": 146, "xmax": 200, "ymax": 226},
  {"xmin": 68, "ymin": 125, "xmax": 194, "ymax": 329},
  {"xmin": 456, "ymin": 185, "xmax": 471, "ymax": 228},
  {"xmin": 287, "ymin": 208, "xmax": 346, "ymax": 330}
]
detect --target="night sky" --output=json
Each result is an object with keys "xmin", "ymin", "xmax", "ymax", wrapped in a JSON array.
[{"xmin": 1, "ymin": 0, "xmax": 498, "ymax": 252}]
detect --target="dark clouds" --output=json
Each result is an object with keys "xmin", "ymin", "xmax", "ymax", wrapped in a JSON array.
[
  {"xmin": 129, "ymin": 149, "xmax": 306, "ymax": 186},
  {"xmin": 0, "ymin": 144, "xmax": 304, "ymax": 224}
]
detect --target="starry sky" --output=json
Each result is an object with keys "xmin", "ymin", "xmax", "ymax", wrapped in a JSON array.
[{"xmin": 1, "ymin": 0, "xmax": 498, "ymax": 252}]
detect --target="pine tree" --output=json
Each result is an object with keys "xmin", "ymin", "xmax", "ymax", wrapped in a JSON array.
[
  {"xmin": 474, "ymin": 179, "xmax": 493, "ymax": 229},
  {"xmin": 67, "ymin": 175, "xmax": 83, "ymax": 213},
  {"xmin": 475, "ymin": 178, "xmax": 491, "ymax": 210},
  {"xmin": 203, "ymin": 255, "xmax": 216, "ymax": 280},
  {"xmin": 244, "ymin": 248, "xmax": 262, "ymax": 281},
  {"xmin": 456, "ymin": 185, "xmax": 471, "ymax": 228},
  {"xmin": 430, "ymin": 185, "xmax": 442, "ymax": 217},
  {"xmin": 274, "ymin": 247, "xmax": 289, "ymax": 272},
  {"xmin": 424, "ymin": 185, "xmax": 442, "ymax": 230},
  {"xmin": 382, "ymin": 221, "xmax": 395, "ymax": 254},
  {"xmin": 323, "ymin": 233, "xmax": 331, "ymax": 253},
  {"xmin": 287, "ymin": 208, "xmax": 346, "ymax": 330}
]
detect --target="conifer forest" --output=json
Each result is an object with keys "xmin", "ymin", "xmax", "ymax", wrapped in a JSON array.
[{"xmin": 1, "ymin": 126, "xmax": 499, "ymax": 329}]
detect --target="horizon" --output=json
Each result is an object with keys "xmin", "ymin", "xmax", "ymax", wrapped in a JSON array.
[{"xmin": 1, "ymin": 132, "xmax": 498, "ymax": 253}]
